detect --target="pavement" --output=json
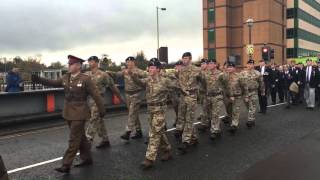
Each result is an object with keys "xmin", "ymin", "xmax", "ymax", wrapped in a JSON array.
[{"xmin": 1, "ymin": 102, "xmax": 320, "ymax": 180}]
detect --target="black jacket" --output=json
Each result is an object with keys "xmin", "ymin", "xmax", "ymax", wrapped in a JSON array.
[{"xmin": 303, "ymin": 66, "xmax": 319, "ymax": 88}]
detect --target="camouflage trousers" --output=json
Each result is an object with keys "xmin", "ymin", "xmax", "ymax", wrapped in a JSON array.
[
  {"xmin": 199, "ymin": 93, "xmax": 211, "ymax": 127},
  {"xmin": 145, "ymin": 109, "xmax": 171, "ymax": 161},
  {"xmin": 176, "ymin": 95, "xmax": 198, "ymax": 143},
  {"xmin": 169, "ymin": 92, "xmax": 180, "ymax": 124},
  {"xmin": 225, "ymin": 96, "xmax": 242, "ymax": 127},
  {"xmin": 125, "ymin": 93, "xmax": 142, "ymax": 132},
  {"xmin": 208, "ymin": 94, "xmax": 224, "ymax": 133},
  {"xmin": 86, "ymin": 103, "xmax": 108, "ymax": 141},
  {"xmin": 245, "ymin": 91, "xmax": 258, "ymax": 122}
]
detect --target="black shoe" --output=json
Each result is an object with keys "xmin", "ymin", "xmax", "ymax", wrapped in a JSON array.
[
  {"xmin": 210, "ymin": 132, "xmax": 221, "ymax": 141},
  {"xmin": 120, "ymin": 131, "xmax": 131, "ymax": 140},
  {"xmin": 131, "ymin": 130, "xmax": 143, "ymax": 139},
  {"xmin": 177, "ymin": 143, "xmax": 189, "ymax": 154},
  {"xmin": 228, "ymin": 126, "xmax": 238, "ymax": 134},
  {"xmin": 96, "ymin": 140, "xmax": 110, "ymax": 149},
  {"xmin": 55, "ymin": 166, "xmax": 70, "ymax": 173},
  {"xmin": 74, "ymin": 160, "xmax": 93, "ymax": 168},
  {"xmin": 246, "ymin": 121, "xmax": 255, "ymax": 129}
]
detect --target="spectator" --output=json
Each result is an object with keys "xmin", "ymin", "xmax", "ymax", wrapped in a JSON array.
[{"xmin": 5, "ymin": 68, "xmax": 23, "ymax": 92}]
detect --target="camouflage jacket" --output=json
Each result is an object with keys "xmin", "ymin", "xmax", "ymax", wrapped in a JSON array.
[
  {"xmin": 200, "ymin": 70, "xmax": 228, "ymax": 96},
  {"xmin": 225, "ymin": 72, "xmax": 248, "ymax": 98},
  {"xmin": 240, "ymin": 69, "xmax": 265, "ymax": 94},
  {"xmin": 178, "ymin": 65, "xmax": 201, "ymax": 97},
  {"xmin": 130, "ymin": 73, "xmax": 175, "ymax": 112}
]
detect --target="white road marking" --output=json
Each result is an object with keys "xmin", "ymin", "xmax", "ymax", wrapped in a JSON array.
[{"xmin": 6, "ymin": 102, "xmax": 286, "ymax": 174}]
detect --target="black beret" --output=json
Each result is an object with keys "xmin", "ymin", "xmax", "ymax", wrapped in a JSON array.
[
  {"xmin": 200, "ymin": 58, "xmax": 208, "ymax": 64},
  {"xmin": 207, "ymin": 59, "xmax": 217, "ymax": 64},
  {"xmin": 182, "ymin": 52, "xmax": 192, "ymax": 58},
  {"xmin": 88, "ymin": 56, "xmax": 99, "ymax": 62},
  {"xmin": 148, "ymin": 58, "xmax": 161, "ymax": 68},
  {"xmin": 125, "ymin": 56, "xmax": 136, "ymax": 62},
  {"xmin": 175, "ymin": 60, "xmax": 183, "ymax": 66}
]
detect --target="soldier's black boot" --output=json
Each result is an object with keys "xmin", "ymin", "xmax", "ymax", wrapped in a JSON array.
[
  {"xmin": 131, "ymin": 130, "xmax": 143, "ymax": 139},
  {"xmin": 228, "ymin": 125, "xmax": 237, "ymax": 135},
  {"xmin": 55, "ymin": 166, "xmax": 70, "ymax": 173},
  {"xmin": 246, "ymin": 121, "xmax": 255, "ymax": 129},
  {"xmin": 120, "ymin": 131, "xmax": 131, "ymax": 140},
  {"xmin": 96, "ymin": 140, "xmax": 110, "ymax": 149},
  {"xmin": 210, "ymin": 131, "xmax": 221, "ymax": 141},
  {"xmin": 222, "ymin": 116, "xmax": 231, "ymax": 124},
  {"xmin": 141, "ymin": 158, "xmax": 154, "ymax": 170},
  {"xmin": 177, "ymin": 142, "xmax": 189, "ymax": 154}
]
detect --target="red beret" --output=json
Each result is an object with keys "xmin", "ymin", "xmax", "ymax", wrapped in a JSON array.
[{"xmin": 68, "ymin": 55, "xmax": 85, "ymax": 65}]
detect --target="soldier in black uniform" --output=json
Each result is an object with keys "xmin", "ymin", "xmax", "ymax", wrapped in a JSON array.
[
  {"xmin": 290, "ymin": 63, "xmax": 304, "ymax": 105},
  {"xmin": 277, "ymin": 65, "xmax": 285, "ymax": 103},
  {"xmin": 255, "ymin": 60, "xmax": 269, "ymax": 113},
  {"xmin": 283, "ymin": 65, "xmax": 294, "ymax": 108}
]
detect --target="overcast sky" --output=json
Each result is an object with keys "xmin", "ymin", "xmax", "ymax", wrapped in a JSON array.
[{"xmin": 0, "ymin": 0, "xmax": 203, "ymax": 65}]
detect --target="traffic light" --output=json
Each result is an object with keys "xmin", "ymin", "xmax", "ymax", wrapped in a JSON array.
[
  {"xmin": 262, "ymin": 46, "xmax": 270, "ymax": 61},
  {"xmin": 270, "ymin": 48, "xmax": 275, "ymax": 59}
]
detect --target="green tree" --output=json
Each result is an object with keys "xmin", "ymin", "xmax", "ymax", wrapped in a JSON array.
[
  {"xmin": 135, "ymin": 51, "xmax": 148, "ymax": 70},
  {"xmin": 48, "ymin": 61, "xmax": 65, "ymax": 69}
]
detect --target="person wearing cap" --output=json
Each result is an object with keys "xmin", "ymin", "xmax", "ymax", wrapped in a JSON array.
[
  {"xmin": 175, "ymin": 52, "xmax": 201, "ymax": 154},
  {"xmin": 241, "ymin": 59, "xmax": 265, "ymax": 128},
  {"xmin": 199, "ymin": 58, "xmax": 228, "ymax": 140},
  {"xmin": 224, "ymin": 60, "xmax": 248, "ymax": 134},
  {"xmin": 108, "ymin": 56, "xmax": 147, "ymax": 141},
  {"xmin": 128, "ymin": 58, "xmax": 175, "ymax": 169},
  {"xmin": 197, "ymin": 58, "xmax": 212, "ymax": 133},
  {"xmin": 255, "ymin": 60, "xmax": 270, "ymax": 114},
  {"xmin": 32, "ymin": 55, "xmax": 105, "ymax": 173},
  {"xmin": 86, "ymin": 56, "xmax": 124, "ymax": 148},
  {"xmin": 303, "ymin": 59, "xmax": 318, "ymax": 109}
]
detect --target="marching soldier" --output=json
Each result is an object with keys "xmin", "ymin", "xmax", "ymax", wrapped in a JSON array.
[
  {"xmin": 86, "ymin": 56, "xmax": 123, "ymax": 148},
  {"xmin": 176, "ymin": 52, "xmax": 201, "ymax": 154},
  {"xmin": 224, "ymin": 60, "xmax": 248, "ymax": 134},
  {"xmin": 32, "ymin": 55, "xmax": 105, "ymax": 173},
  {"xmin": 241, "ymin": 59, "xmax": 265, "ymax": 128},
  {"xmin": 108, "ymin": 57, "xmax": 147, "ymax": 141},
  {"xmin": 200, "ymin": 59, "xmax": 228, "ymax": 140},
  {"xmin": 198, "ymin": 58, "xmax": 211, "ymax": 132},
  {"xmin": 129, "ymin": 58, "xmax": 174, "ymax": 169}
]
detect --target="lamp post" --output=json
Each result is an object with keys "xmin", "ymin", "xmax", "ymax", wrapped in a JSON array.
[
  {"xmin": 156, "ymin": 6, "xmax": 166, "ymax": 59},
  {"xmin": 246, "ymin": 18, "xmax": 254, "ymax": 59}
]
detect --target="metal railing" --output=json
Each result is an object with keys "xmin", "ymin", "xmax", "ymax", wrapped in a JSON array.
[{"xmin": 0, "ymin": 81, "xmax": 62, "ymax": 93}]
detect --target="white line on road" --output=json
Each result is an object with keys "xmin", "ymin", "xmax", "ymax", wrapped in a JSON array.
[{"xmin": 7, "ymin": 102, "xmax": 286, "ymax": 174}]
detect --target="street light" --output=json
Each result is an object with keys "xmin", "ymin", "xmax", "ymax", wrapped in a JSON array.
[
  {"xmin": 246, "ymin": 18, "xmax": 254, "ymax": 59},
  {"xmin": 156, "ymin": 6, "xmax": 166, "ymax": 59}
]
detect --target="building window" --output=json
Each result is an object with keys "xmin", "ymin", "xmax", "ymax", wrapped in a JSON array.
[
  {"xmin": 208, "ymin": 0, "xmax": 214, "ymax": 3},
  {"xmin": 208, "ymin": 49, "xmax": 216, "ymax": 59},
  {"xmin": 287, "ymin": 48, "xmax": 297, "ymax": 58},
  {"xmin": 208, "ymin": 29, "xmax": 215, "ymax": 43},
  {"xmin": 208, "ymin": 8, "xmax": 215, "ymax": 24},
  {"xmin": 286, "ymin": 28, "xmax": 297, "ymax": 39},
  {"xmin": 287, "ymin": 8, "xmax": 296, "ymax": 19}
]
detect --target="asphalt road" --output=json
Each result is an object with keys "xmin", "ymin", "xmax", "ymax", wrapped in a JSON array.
[{"xmin": 1, "ymin": 102, "xmax": 320, "ymax": 180}]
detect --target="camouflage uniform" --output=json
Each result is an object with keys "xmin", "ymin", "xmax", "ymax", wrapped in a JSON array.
[
  {"xmin": 131, "ymin": 73, "xmax": 174, "ymax": 161},
  {"xmin": 110, "ymin": 68, "xmax": 147, "ymax": 133},
  {"xmin": 161, "ymin": 70, "xmax": 180, "ymax": 125},
  {"xmin": 86, "ymin": 69, "xmax": 115, "ymax": 142},
  {"xmin": 225, "ymin": 72, "xmax": 248, "ymax": 128},
  {"xmin": 198, "ymin": 70, "xmax": 211, "ymax": 127},
  {"xmin": 177, "ymin": 65, "xmax": 201, "ymax": 144},
  {"xmin": 241, "ymin": 69, "xmax": 265, "ymax": 122},
  {"xmin": 200, "ymin": 70, "xmax": 227, "ymax": 133}
]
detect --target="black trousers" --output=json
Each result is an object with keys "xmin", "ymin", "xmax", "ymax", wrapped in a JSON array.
[
  {"xmin": 258, "ymin": 90, "xmax": 267, "ymax": 113},
  {"xmin": 270, "ymin": 86, "xmax": 277, "ymax": 104},
  {"xmin": 277, "ymin": 85, "xmax": 284, "ymax": 102}
]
